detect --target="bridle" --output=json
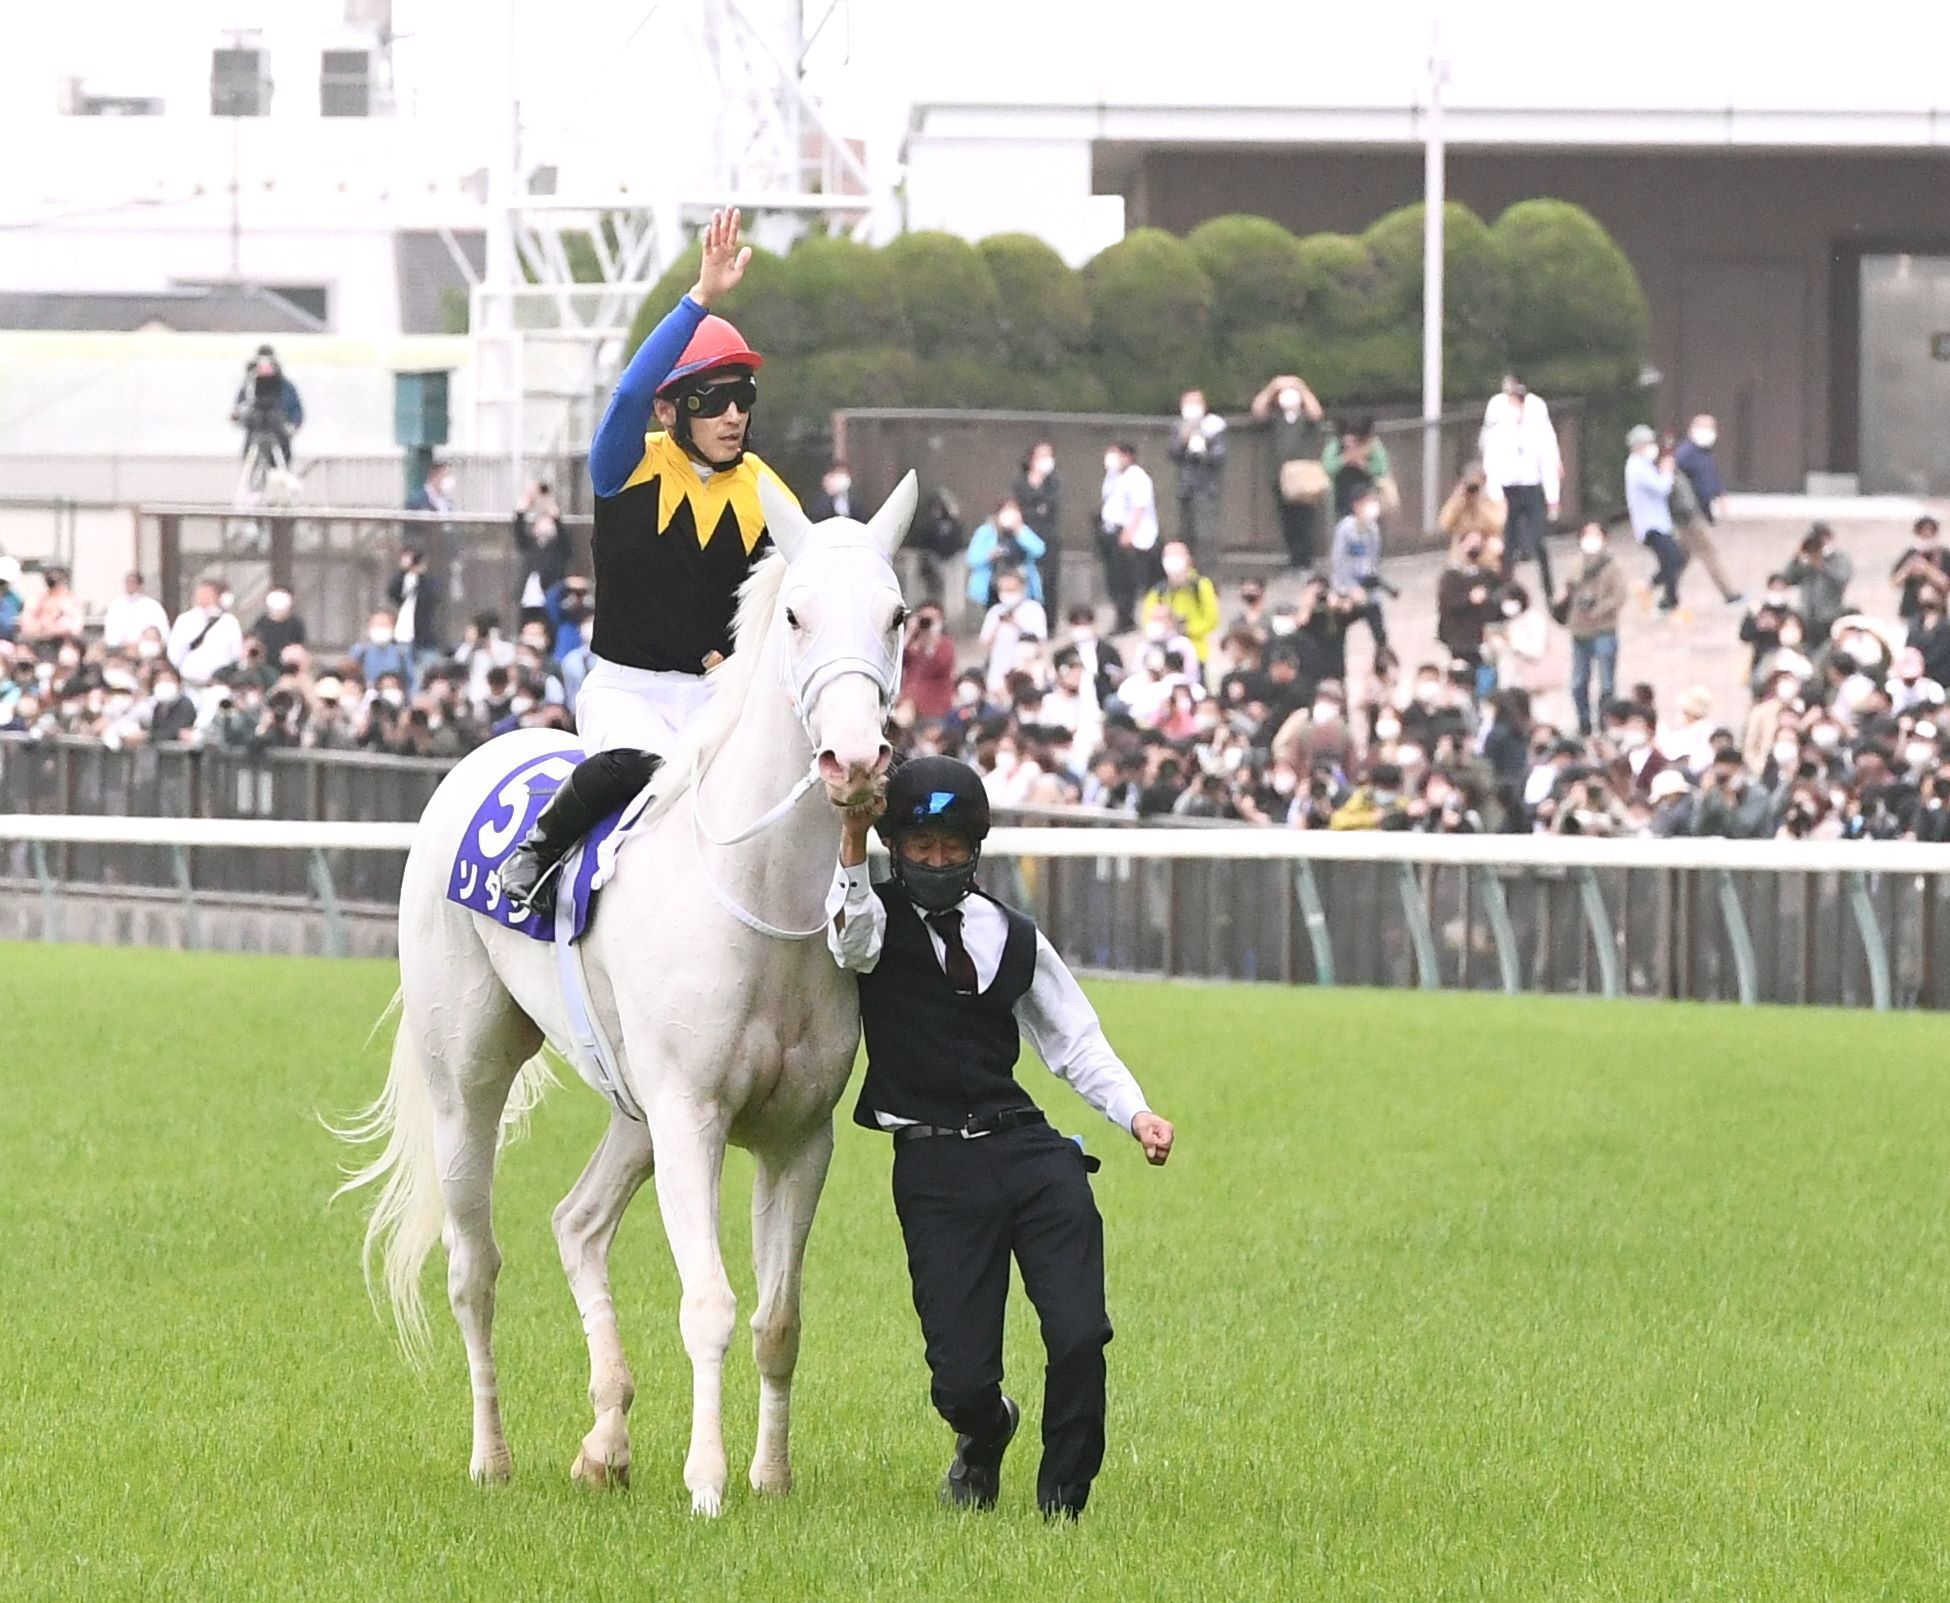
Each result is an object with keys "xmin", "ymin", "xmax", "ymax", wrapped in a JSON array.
[{"xmin": 692, "ymin": 551, "xmax": 903, "ymax": 939}]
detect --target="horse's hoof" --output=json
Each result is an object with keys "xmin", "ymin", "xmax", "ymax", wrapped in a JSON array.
[
  {"xmin": 470, "ymin": 1446, "xmax": 514, "ymax": 1485},
  {"xmin": 749, "ymin": 1461, "xmax": 792, "ymax": 1497},
  {"xmin": 571, "ymin": 1446, "xmax": 630, "ymax": 1490},
  {"xmin": 689, "ymin": 1485, "xmax": 725, "ymax": 1517}
]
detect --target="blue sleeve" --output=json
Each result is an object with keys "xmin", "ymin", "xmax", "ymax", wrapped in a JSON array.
[
  {"xmin": 1017, "ymin": 526, "xmax": 1048, "ymax": 559},
  {"xmin": 966, "ymin": 525, "xmax": 997, "ymax": 565},
  {"xmin": 591, "ymin": 295, "xmax": 709, "ymax": 496},
  {"xmin": 282, "ymin": 378, "xmax": 304, "ymax": 428}
]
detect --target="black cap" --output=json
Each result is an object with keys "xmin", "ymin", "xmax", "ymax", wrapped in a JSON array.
[{"xmin": 877, "ymin": 755, "xmax": 992, "ymax": 847}]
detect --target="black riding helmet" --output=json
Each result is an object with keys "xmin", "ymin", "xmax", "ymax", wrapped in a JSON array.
[{"xmin": 877, "ymin": 755, "xmax": 991, "ymax": 912}]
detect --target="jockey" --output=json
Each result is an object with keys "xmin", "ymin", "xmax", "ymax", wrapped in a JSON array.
[{"xmin": 498, "ymin": 208, "xmax": 799, "ymax": 918}]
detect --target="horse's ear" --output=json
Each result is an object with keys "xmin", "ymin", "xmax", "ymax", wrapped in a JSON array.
[
  {"xmin": 759, "ymin": 471, "xmax": 813, "ymax": 564},
  {"xmin": 866, "ymin": 470, "xmax": 919, "ymax": 562}
]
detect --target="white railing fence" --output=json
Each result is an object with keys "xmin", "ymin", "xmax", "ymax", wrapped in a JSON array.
[{"xmin": 5, "ymin": 816, "xmax": 1950, "ymax": 1011}]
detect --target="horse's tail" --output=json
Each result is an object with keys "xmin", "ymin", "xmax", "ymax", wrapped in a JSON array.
[{"xmin": 327, "ymin": 988, "xmax": 445, "ymax": 1366}]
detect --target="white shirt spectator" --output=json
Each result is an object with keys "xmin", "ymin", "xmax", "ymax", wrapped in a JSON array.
[
  {"xmin": 166, "ymin": 604, "xmax": 244, "ymax": 687},
  {"xmin": 980, "ymin": 596, "xmax": 1047, "ymax": 694},
  {"xmin": 1100, "ymin": 461, "xmax": 1159, "ymax": 553},
  {"xmin": 1479, "ymin": 392, "xmax": 1563, "ymax": 505},
  {"xmin": 104, "ymin": 589, "xmax": 169, "ymax": 651},
  {"xmin": 1889, "ymin": 671, "xmax": 1947, "ymax": 715}
]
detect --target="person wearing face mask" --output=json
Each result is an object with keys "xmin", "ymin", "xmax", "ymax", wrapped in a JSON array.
[
  {"xmin": 1139, "ymin": 541, "xmax": 1221, "ymax": 665},
  {"xmin": 103, "ymin": 571, "xmax": 170, "ymax": 653},
  {"xmin": 826, "ymin": 756, "xmax": 1174, "ymax": 1523},
  {"xmin": 1890, "ymin": 516, "xmax": 1950, "ymax": 627},
  {"xmin": 1479, "ymin": 374, "xmax": 1562, "ymax": 598},
  {"xmin": 966, "ymin": 496, "xmax": 1047, "ymax": 610},
  {"xmin": 1555, "ymin": 523, "xmax": 1627, "ymax": 737},
  {"xmin": 1329, "ymin": 485, "xmax": 1391, "ymax": 653},
  {"xmin": 1250, "ymin": 373, "xmax": 1327, "ymax": 568},
  {"xmin": 1165, "ymin": 389, "xmax": 1227, "ymax": 573},
  {"xmin": 807, "ymin": 459, "xmax": 855, "ymax": 522},
  {"xmin": 145, "ymin": 671, "xmax": 199, "ymax": 743},
  {"xmin": 1624, "ymin": 425, "xmax": 1687, "ymax": 612},
  {"xmin": 1886, "ymin": 646, "xmax": 1946, "ymax": 716},
  {"xmin": 1011, "ymin": 443, "xmax": 1062, "ymax": 586},
  {"xmin": 1663, "ymin": 426, "xmax": 1742, "ymax": 605},
  {"xmin": 1782, "ymin": 521, "xmax": 1852, "ymax": 648},
  {"xmin": 248, "ymin": 586, "xmax": 307, "ymax": 663},
  {"xmin": 166, "ymin": 578, "xmax": 244, "ymax": 690},
  {"xmin": 1673, "ymin": 414, "xmax": 1728, "ymax": 523},
  {"xmin": 1096, "ymin": 442, "xmax": 1157, "ymax": 632},
  {"xmin": 980, "ymin": 567, "xmax": 1047, "ymax": 696},
  {"xmin": 348, "ymin": 609, "xmax": 415, "ymax": 686},
  {"xmin": 1742, "ymin": 668, "xmax": 1805, "ymax": 772}
]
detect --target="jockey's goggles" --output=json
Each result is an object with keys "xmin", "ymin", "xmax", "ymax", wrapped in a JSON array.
[{"xmin": 681, "ymin": 373, "xmax": 758, "ymax": 418}]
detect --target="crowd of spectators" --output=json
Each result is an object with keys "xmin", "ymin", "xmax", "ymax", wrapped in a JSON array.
[{"xmin": 7, "ymin": 407, "xmax": 1950, "ymax": 844}]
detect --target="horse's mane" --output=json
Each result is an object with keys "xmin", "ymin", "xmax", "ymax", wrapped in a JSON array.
[{"xmin": 638, "ymin": 548, "xmax": 788, "ymax": 822}]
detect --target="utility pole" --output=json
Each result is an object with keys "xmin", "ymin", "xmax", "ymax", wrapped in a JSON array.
[{"xmin": 1421, "ymin": 15, "xmax": 1451, "ymax": 537}]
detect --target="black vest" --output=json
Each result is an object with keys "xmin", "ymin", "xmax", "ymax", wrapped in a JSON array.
[{"xmin": 852, "ymin": 882, "xmax": 1040, "ymax": 1131}]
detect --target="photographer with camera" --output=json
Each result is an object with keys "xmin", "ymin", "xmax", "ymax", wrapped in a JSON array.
[
  {"xmin": 903, "ymin": 601, "xmax": 958, "ymax": 721},
  {"xmin": 1139, "ymin": 541, "xmax": 1221, "ymax": 666},
  {"xmin": 1549, "ymin": 764, "xmax": 1632, "ymax": 837},
  {"xmin": 1330, "ymin": 484, "xmax": 1394, "ymax": 652},
  {"xmin": 1783, "ymin": 521, "xmax": 1853, "ymax": 649},
  {"xmin": 980, "ymin": 566, "xmax": 1048, "ymax": 697},
  {"xmin": 1438, "ymin": 462, "xmax": 1507, "ymax": 558},
  {"xmin": 230, "ymin": 345, "xmax": 303, "ymax": 469},
  {"xmin": 1690, "ymin": 746, "xmax": 1772, "ymax": 838}
]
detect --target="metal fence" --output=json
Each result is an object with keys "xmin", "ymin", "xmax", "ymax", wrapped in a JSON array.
[
  {"xmin": 3, "ymin": 740, "xmax": 1946, "ymax": 1010},
  {"xmin": 139, "ymin": 505, "xmax": 594, "ymax": 648}
]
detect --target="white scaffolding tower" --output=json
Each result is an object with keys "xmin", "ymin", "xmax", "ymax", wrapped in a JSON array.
[{"xmin": 469, "ymin": 0, "xmax": 891, "ymax": 487}]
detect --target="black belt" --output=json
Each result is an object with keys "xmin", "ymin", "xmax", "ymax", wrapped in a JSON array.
[{"xmin": 891, "ymin": 1109, "xmax": 1046, "ymax": 1144}]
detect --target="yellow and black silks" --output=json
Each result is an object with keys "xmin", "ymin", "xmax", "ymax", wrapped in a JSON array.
[{"xmin": 589, "ymin": 430, "xmax": 801, "ymax": 675}]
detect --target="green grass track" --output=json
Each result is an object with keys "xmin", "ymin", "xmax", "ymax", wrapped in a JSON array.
[{"xmin": 5, "ymin": 944, "xmax": 1950, "ymax": 1601}]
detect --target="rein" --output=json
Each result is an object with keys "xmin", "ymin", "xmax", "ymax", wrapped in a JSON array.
[{"xmin": 686, "ymin": 599, "xmax": 901, "ymax": 941}]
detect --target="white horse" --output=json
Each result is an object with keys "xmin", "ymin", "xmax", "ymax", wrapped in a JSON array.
[{"xmin": 336, "ymin": 474, "xmax": 913, "ymax": 1514}]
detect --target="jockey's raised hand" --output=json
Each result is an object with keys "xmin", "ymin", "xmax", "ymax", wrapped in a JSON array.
[{"xmin": 689, "ymin": 208, "xmax": 752, "ymax": 309}]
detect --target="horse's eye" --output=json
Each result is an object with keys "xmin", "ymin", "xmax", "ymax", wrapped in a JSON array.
[
  {"xmin": 891, "ymin": 606, "xmax": 910, "ymax": 632},
  {"xmin": 784, "ymin": 607, "xmax": 800, "ymax": 630}
]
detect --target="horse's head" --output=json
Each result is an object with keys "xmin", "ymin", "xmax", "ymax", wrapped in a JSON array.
[{"xmin": 758, "ymin": 470, "xmax": 914, "ymax": 807}]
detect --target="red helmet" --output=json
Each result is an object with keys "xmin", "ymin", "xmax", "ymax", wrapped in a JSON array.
[{"xmin": 656, "ymin": 314, "xmax": 764, "ymax": 394}]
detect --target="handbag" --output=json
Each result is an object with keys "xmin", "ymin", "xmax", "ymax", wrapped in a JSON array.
[
  {"xmin": 1375, "ymin": 474, "xmax": 1402, "ymax": 517},
  {"xmin": 1278, "ymin": 458, "xmax": 1329, "ymax": 504}
]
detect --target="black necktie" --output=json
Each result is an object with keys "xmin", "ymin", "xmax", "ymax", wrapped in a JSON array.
[{"xmin": 926, "ymin": 909, "xmax": 979, "ymax": 995}]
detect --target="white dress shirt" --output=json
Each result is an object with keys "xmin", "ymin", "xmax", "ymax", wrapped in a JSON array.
[
  {"xmin": 825, "ymin": 864, "xmax": 1151, "ymax": 1133},
  {"xmin": 165, "ymin": 606, "xmax": 245, "ymax": 687},
  {"xmin": 104, "ymin": 593, "xmax": 169, "ymax": 651},
  {"xmin": 1479, "ymin": 392, "xmax": 1563, "ymax": 505},
  {"xmin": 1100, "ymin": 463, "xmax": 1159, "ymax": 552}
]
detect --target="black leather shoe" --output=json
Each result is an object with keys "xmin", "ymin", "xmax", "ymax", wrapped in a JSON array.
[{"xmin": 939, "ymin": 1394, "xmax": 1019, "ymax": 1511}]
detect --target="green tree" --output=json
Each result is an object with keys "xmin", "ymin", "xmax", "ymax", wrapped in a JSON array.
[
  {"xmin": 1294, "ymin": 233, "xmax": 1392, "ymax": 337},
  {"xmin": 1186, "ymin": 214, "xmax": 1309, "ymax": 338},
  {"xmin": 779, "ymin": 235, "xmax": 905, "ymax": 354},
  {"xmin": 978, "ymin": 232, "xmax": 1089, "ymax": 369},
  {"xmin": 1084, "ymin": 228, "xmax": 1213, "ymax": 412},
  {"xmin": 1490, "ymin": 199, "xmax": 1649, "ymax": 384},
  {"xmin": 881, "ymin": 231, "xmax": 1002, "ymax": 358},
  {"xmin": 1362, "ymin": 202, "xmax": 1510, "ymax": 397}
]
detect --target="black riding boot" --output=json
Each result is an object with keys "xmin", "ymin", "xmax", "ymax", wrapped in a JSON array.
[{"xmin": 495, "ymin": 748, "xmax": 660, "ymax": 919}]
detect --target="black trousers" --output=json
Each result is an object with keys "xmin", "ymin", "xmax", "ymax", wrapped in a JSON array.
[
  {"xmin": 1098, "ymin": 532, "xmax": 1155, "ymax": 630},
  {"xmin": 892, "ymin": 1122, "xmax": 1111, "ymax": 1510},
  {"xmin": 1500, "ymin": 483, "xmax": 1554, "ymax": 598},
  {"xmin": 1276, "ymin": 495, "xmax": 1320, "ymax": 570}
]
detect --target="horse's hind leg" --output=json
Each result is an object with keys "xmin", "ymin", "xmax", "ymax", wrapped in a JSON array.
[
  {"xmin": 747, "ymin": 1122, "xmax": 836, "ymax": 1496},
  {"xmin": 553, "ymin": 1110, "xmax": 655, "ymax": 1489},
  {"xmin": 420, "ymin": 991, "xmax": 542, "ymax": 1484}
]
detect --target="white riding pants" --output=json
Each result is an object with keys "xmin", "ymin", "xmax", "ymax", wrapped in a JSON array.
[{"xmin": 574, "ymin": 655, "xmax": 718, "ymax": 755}]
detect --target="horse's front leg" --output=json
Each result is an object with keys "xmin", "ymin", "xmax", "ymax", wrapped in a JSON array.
[
  {"xmin": 553, "ymin": 1110, "xmax": 656, "ymax": 1490},
  {"xmin": 648, "ymin": 1094, "xmax": 736, "ymax": 1515},
  {"xmin": 747, "ymin": 1121, "xmax": 836, "ymax": 1496}
]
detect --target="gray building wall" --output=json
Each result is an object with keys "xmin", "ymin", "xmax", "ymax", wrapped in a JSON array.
[{"xmin": 1110, "ymin": 147, "xmax": 1950, "ymax": 491}]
